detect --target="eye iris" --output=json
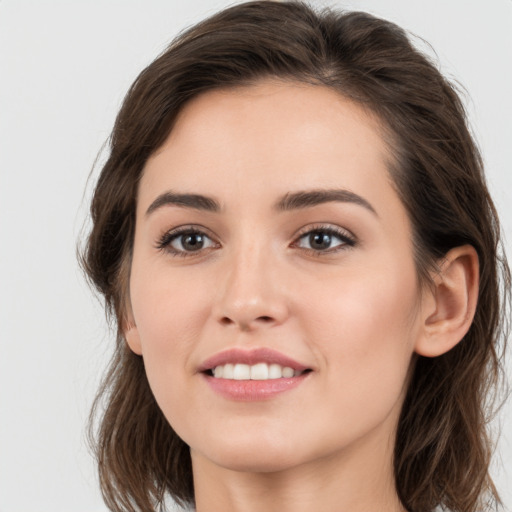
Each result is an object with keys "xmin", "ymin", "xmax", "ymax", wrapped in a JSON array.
[
  {"xmin": 309, "ymin": 231, "xmax": 332, "ymax": 250},
  {"xmin": 182, "ymin": 233, "xmax": 204, "ymax": 251}
]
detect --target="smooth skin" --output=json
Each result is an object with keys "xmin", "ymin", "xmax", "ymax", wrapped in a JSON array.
[{"xmin": 124, "ymin": 81, "xmax": 479, "ymax": 512}]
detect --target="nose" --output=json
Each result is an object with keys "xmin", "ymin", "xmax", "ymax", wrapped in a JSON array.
[{"xmin": 213, "ymin": 242, "xmax": 290, "ymax": 332}]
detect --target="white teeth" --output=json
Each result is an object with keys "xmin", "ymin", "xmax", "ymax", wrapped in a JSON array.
[
  {"xmin": 268, "ymin": 363, "xmax": 282, "ymax": 379},
  {"xmin": 212, "ymin": 362, "xmax": 304, "ymax": 380},
  {"xmin": 282, "ymin": 366, "xmax": 294, "ymax": 378},
  {"xmin": 233, "ymin": 364, "xmax": 250, "ymax": 380},
  {"xmin": 223, "ymin": 363, "xmax": 234, "ymax": 379},
  {"xmin": 250, "ymin": 362, "xmax": 268, "ymax": 380}
]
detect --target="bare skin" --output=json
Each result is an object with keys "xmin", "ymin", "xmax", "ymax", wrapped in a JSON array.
[
  {"xmin": 192, "ymin": 412, "xmax": 404, "ymax": 512},
  {"xmin": 124, "ymin": 81, "xmax": 478, "ymax": 512}
]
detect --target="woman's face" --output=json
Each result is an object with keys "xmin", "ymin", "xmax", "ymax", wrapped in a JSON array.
[{"xmin": 127, "ymin": 81, "xmax": 427, "ymax": 474}]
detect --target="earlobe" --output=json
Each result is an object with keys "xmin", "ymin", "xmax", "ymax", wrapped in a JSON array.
[
  {"xmin": 415, "ymin": 245, "xmax": 479, "ymax": 358},
  {"xmin": 123, "ymin": 314, "xmax": 143, "ymax": 355}
]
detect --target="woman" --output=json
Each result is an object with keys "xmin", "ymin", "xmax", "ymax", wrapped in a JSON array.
[{"xmin": 81, "ymin": 1, "xmax": 510, "ymax": 511}]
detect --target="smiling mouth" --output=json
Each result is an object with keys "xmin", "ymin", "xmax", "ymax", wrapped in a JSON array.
[
  {"xmin": 200, "ymin": 350, "xmax": 313, "ymax": 400},
  {"xmin": 206, "ymin": 363, "xmax": 312, "ymax": 380}
]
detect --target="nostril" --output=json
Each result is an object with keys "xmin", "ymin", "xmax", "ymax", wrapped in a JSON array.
[{"xmin": 218, "ymin": 315, "xmax": 274, "ymax": 328}]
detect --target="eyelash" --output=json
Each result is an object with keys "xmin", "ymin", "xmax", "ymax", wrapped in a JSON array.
[
  {"xmin": 156, "ymin": 224, "xmax": 356, "ymax": 258},
  {"xmin": 155, "ymin": 225, "xmax": 219, "ymax": 258},
  {"xmin": 292, "ymin": 224, "xmax": 356, "ymax": 256}
]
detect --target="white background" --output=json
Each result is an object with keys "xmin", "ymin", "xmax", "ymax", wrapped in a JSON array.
[{"xmin": 1, "ymin": 1, "xmax": 511, "ymax": 511}]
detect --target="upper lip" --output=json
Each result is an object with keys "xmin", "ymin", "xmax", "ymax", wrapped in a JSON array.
[{"xmin": 198, "ymin": 348, "xmax": 310, "ymax": 373}]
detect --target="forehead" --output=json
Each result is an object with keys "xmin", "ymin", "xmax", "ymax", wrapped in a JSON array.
[{"xmin": 139, "ymin": 80, "xmax": 403, "ymax": 223}]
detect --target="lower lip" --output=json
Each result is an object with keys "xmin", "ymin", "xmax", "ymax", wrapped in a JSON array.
[{"xmin": 202, "ymin": 373, "xmax": 310, "ymax": 401}]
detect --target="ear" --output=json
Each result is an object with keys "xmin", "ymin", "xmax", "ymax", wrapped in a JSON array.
[
  {"xmin": 122, "ymin": 309, "xmax": 143, "ymax": 356},
  {"xmin": 415, "ymin": 245, "xmax": 479, "ymax": 358}
]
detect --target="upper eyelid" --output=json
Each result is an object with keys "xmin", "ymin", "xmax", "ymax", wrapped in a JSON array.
[
  {"xmin": 290, "ymin": 224, "xmax": 358, "ymax": 255},
  {"xmin": 156, "ymin": 225, "xmax": 220, "ymax": 249},
  {"xmin": 293, "ymin": 223, "xmax": 356, "ymax": 241},
  {"xmin": 160, "ymin": 224, "xmax": 217, "ymax": 238}
]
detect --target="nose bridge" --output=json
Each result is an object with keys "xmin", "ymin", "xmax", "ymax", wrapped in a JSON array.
[{"xmin": 215, "ymin": 231, "xmax": 288, "ymax": 330}]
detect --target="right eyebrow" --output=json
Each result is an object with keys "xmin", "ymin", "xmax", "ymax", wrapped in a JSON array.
[{"xmin": 145, "ymin": 191, "xmax": 221, "ymax": 216}]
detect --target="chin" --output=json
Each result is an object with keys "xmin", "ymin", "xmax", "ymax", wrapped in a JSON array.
[
  {"xmin": 209, "ymin": 450, "xmax": 305, "ymax": 474},
  {"xmin": 191, "ymin": 431, "xmax": 311, "ymax": 474}
]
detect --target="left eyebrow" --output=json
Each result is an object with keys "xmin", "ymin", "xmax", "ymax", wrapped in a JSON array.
[{"xmin": 274, "ymin": 189, "xmax": 378, "ymax": 216}]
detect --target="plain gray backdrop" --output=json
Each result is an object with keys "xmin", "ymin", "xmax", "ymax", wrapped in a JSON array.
[{"xmin": 1, "ymin": 1, "xmax": 511, "ymax": 511}]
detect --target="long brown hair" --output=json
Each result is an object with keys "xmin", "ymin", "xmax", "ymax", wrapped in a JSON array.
[{"xmin": 81, "ymin": 2, "xmax": 510, "ymax": 511}]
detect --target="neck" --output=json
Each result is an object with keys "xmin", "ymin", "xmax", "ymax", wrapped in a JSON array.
[{"xmin": 191, "ymin": 426, "xmax": 406, "ymax": 512}]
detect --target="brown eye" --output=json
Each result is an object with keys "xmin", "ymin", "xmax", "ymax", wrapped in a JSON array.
[
  {"xmin": 295, "ymin": 227, "xmax": 355, "ymax": 253},
  {"xmin": 308, "ymin": 232, "xmax": 333, "ymax": 250},
  {"xmin": 176, "ymin": 232, "xmax": 207, "ymax": 251},
  {"xmin": 158, "ymin": 228, "xmax": 218, "ymax": 256}
]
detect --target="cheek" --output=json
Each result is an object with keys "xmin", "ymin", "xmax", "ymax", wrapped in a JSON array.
[
  {"xmin": 131, "ymin": 252, "xmax": 209, "ymax": 336},
  {"xmin": 129, "ymin": 263, "xmax": 210, "ymax": 392},
  {"xmin": 292, "ymin": 267, "xmax": 419, "ymax": 450},
  {"xmin": 304, "ymin": 259, "xmax": 419, "ymax": 399},
  {"xmin": 129, "ymin": 277, "xmax": 208, "ymax": 433}
]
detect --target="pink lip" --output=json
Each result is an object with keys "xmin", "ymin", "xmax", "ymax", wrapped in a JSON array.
[
  {"xmin": 198, "ymin": 348, "xmax": 312, "ymax": 402},
  {"xmin": 202, "ymin": 373, "xmax": 310, "ymax": 401},
  {"xmin": 198, "ymin": 347, "xmax": 310, "ymax": 373}
]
